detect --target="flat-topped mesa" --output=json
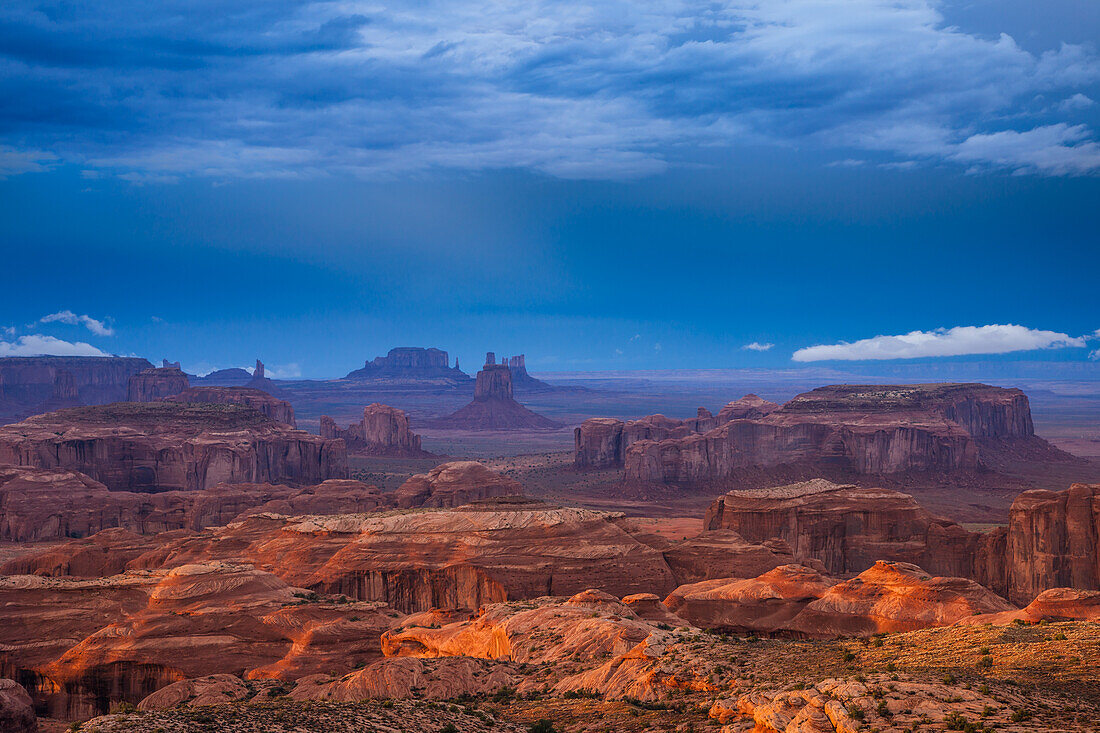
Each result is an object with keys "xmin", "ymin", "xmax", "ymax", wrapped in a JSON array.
[
  {"xmin": 0, "ymin": 402, "xmax": 346, "ymax": 492},
  {"xmin": 167, "ymin": 386, "xmax": 296, "ymax": 426},
  {"xmin": 704, "ymin": 479, "xmax": 982, "ymax": 578},
  {"xmin": 127, "ymin": 365, "xmax": 190, "ymax": 402},
  {"xmin": 320, "ymin": 403, "xmax": 428, "ymax": 457},
  {"xmin": 619, "ymin": 383, "xmax": 1061, "ymax": 484},
  {"xmin": 344, "ymin": 347, "xmax": 472, "ymax": 385},
  {"xmin": 574, "ymin": 394, "xmax": 782, "ymax": 469},
  {"xmin": 0, "ymin": 356, "xmax": 153, "ymax": 420},
  {"xmin": 392, "ymin": 461, "xmax": 523, "ymax": 508},
  {"xmin": 428, "ymin": 363, "xmax": 559, "ymax": 430}
]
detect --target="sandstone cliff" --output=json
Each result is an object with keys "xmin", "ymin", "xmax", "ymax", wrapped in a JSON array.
[
  {"xmin": 344, "ymin": 347, "xmax": 471, "ymax": 386},
  {"xmin": 0, "ymin": 402, "xmax": 345, "ymax": 492},
  {"xmin": 320, "ymin": 403, "xmax": 427, "ymax": 456},
  {"xmin": 126, "ymin": 366, "xmax": 190, "ymax": 402},
  {"xmin": 167, "ymin": 386, "xmax": 296, "ymax": 426},
  {"xmin": 0, "ymin": 356, "xmax": 152, "ymax": 421},
  {"xmin": 392, "ymin": 461, "xmax": 523, "ymax": 508}
]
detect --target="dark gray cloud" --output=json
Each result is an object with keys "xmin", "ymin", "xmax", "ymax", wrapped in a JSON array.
[{"xmin": 1, "ymin": 0, "xmax": 1098, "ymax": 180}]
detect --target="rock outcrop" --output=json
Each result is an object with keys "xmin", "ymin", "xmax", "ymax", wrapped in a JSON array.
[
  {"xmin": 191, "ymin": 367, "xmax": 252, "ymax": 386},
  {"xmin": 0, "ymin": 679, "xmax": 36, "ymax": 733},
  {"xmin": 0, "ymin": 465, "xmax": 389, "ymax": 542},
  {"xmin": 0, "ymin": 356, "xmax": 152, "ymax": 421},
  {"xmin": 344, "ymin": 348, "xmax": 471, "ymax": 386},
  {"xmin": 12, "ymin": 501, "xmax": 677, "ymax": 612},
  {"xmin": 0, "ymin": 402, "xmax": 346, "ymax": 492},
  {"xmin": 126, "ymin": 366, "xmax": 190, "ymax": 402},
  {"xmin": 703, "ymin": 479, "xmax": 982, "ymax": 577},
  {"xmin": 320, "ymin": 403, "xmax": 427, "ymax": 456},
  {"xmin": 392, "ymin": 461, "xmax": 523, "ymax": 508},
  {"xmin": 427, "ymin": 358, "xmax": 559, "ymax": 430},
  {"xmin": 660, "ymin": 530, "xmax": 802, "ymax": 585},
  {"xmin": 0, "ymin": 562, "xmax": 401, "ymax": 718},
  {"xmin": 958, "ymin": 587, "xmax": 1100, "ymax": 624},
  {"xmin": 167, "ymin": 386, "xmax": 296, "ymax": 426},
  {"xmin": 502, "ymin": 354, "xmax": 553, "ymax": 391},
  {"xmin": 784, "ymin": 561, "xmax": 1015, "ymax": 637}
]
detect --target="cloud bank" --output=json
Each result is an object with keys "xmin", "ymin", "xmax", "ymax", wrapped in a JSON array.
[
  {"xmin": 39, "ymin": 310, "xmax": 114, "ymax": 336},
  {"xmin": 1, "ymin": 0, "xmax": 1098, "ymax": 180},
  {"xmin": 792, "ymin": 324, "xmax": 1088, "ymax": 362},
  {"xmin": 0, "ymin": 334, "xmax": 109, "ymax": 357}
]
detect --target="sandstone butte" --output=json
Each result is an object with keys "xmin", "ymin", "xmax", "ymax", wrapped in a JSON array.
[
  {"xmin": 575, "ymin": 383, "xmax": 1074, "ymax": 484},
  {"xmin": 391, "ymin": 460, "xmax": 523, "ymax": 508},
  {"xmin": 343, "ymin": 347, "xmax": 472, "ymax": 386},
  {"xmin": 166, "ymin": 386, "xmax": 297, "ymax": 427},
  {"xmin": 427, "ymin": 357, "xmax": 559, "ymax": 430},
  {"xmin": 0, "ymin": 402, "xmax": 346, "ymax": 492},
  {"xmin": 125, "ymin": 365, "xmax": 190, "ymax": 403},
  {"xmin": 320, "ymin": 403, "xmax": 429, "ymax": 456}
]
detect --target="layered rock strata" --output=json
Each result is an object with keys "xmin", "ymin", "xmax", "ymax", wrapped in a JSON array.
[
  {"xmin": 0, "ymin": 402, "xmax": 346, "ymax": 492},
  {"xmin": 392, "ymin": 461, "xmax": 523, "ymax": 508},
  {"xmin": 167, "ymin": 386, "xmax": 296, "ymax": 426},
  {"xmin": 0, "ymin": 356, "xmax": 152, "ymax": 420},
  {"xmin": 320, "ymin": 403, "xmax": 426, "ymax": 456},
  {"xmin": 126, "ymin": 366, "xmax": 189, "ymax": 402}
]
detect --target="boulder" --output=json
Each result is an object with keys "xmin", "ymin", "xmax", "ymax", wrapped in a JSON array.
[{"xmin": 0, "ymin": 679, "xmax": 36, "ymax": 733}]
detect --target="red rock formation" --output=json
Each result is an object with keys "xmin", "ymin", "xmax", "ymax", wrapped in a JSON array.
[
  {"xmin": 661, "ymin": 530, "xmax": 802, "ymax": 585},
  {"xmin": 126, "ymin": 366, "xmax": 190, "ymax": 402},
  {"xmin": 716, "ymin": 394, "xmax": 780, "ymax": 422},
  {"xmin": 0, "ymin": 466, "xmax": 389, "ymax": 544},
  {"xmin": 428, "ymin": 363, "xmax": 558, "ymax": 430},
  {"xmin": 288, "ymin": 657, "xmax": 518, "ymax": 701},
  {"xmin": 320, "ymin": 403, "xmax": 427, "ymax": 456},
  {"xmin": 167, "ymin": 386, "xmax": 296, "ymax": 426},
  {"xmin": 13, "ymin": 502, "xmax": 677, "ymax": 612},
  {"xmin": 0, "ymin": 402, "xmax": 346, "ymax": 492},
  {"xmin": 784, "ymin": 561, "xmax": 1015, "ymax": 637},
  {"xmin": 995, "ymin": 483, "xmax": 1100, "ymax": 605},
  {"xmin": 0, "ymin": 679, "xmax": 36, "ymax": 733},
  {"xmin": 665, "ymin": 564, "xmax": 838, "ymax": 632},
  {"xmin": 703, "ymin": 479, "xmax": 981, "ymax": 577},
  {"xmin": 344, "ymin": 347, "xmax": 471, "ymax": 386},
  {"xmin": 0, "ymin": 356, "xmax": 151, "ymax": 421},
  {"xmin": 0, "ymin": 563, "xmax": 401, "ymax": 718},
  {"xmin": 392, "ymin": 461, "xmax": 522, "ymax": 508},
  {"xmin": 616, "ymin": 383, "xmax": 1068, "ymax": 484},
  {"xmin": 958, "ymin": 587, "xmax": 1100, "ymax": 625},
  {"xmin": 138, "ymin": 674, "xmax": 250, "ymax": 710},
  {"xmin": 574, "ymin": 418, "xmax": 626, "ymax": 468}
]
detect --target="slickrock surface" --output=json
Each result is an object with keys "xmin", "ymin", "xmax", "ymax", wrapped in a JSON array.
[
  {"xmin": 0, "ymin": 562, "xmax": 402, "ymax": 719},
  {"xmin": 0, "ymin": 402, "xmax": 346, "ymax": 492},
  {"xmin": 429, "ymin": 363, "xmax": 559, "ymax": 430},
  {"xmin": 574, "ymin": 383, "xmax": 1071, "ymax": 482},
  {"xmin": 0, "ymin": 356, "xmax": 152, "ymax": 421},
  {"xmin": 126, "ymin": 366, "xmax": 189, "ymax": 402},
  {"xmin": 166, "ymin": 386, "xmax": 296, "ymax": 426},
  {"xmin": 704, "ymin": 479, "xmax": 983, "ymax": 577},
  {"xmin": 958, "ymin": 587, "xmax": 1100, "ymax": 625},
  {"xmin": 665, "ymin": 564, "xmax": 838, "ymax": 632},
  {"xmin": 392, "ymin": 461, "xmax": 523, "ymax": 508},
  {"xmin": 0, "ymin": 679, "xmax": 36, "ymax": 733},
  {"xmin": 0, "ymin": 467, "xmax": 389, "ymax": 543},
  {"xmin": 784, "ymin": 561, "xmax": 1015, "ymax": 638},
  {"xmin": 320, "ymin": 403, "xmax": 427, "ymax": 456},
  {"xmin": 290, "ymin": 657, "xmax": 519, "ymax": 701}
]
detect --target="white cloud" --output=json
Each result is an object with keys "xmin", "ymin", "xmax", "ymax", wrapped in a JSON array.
[
  {"xmin": 1059, "ymin": 93, "xmax": 1096, "ymax": 112},
  {"xmin": 792, "ymin": 324, "xmax": 1088, "ymax": 362},
  {"xmin": 0, "ymin": 146, "xmax": 57, "ymax": 178},
  {"xmin": 950, "ymin": 124, "xmax": 1100, "ymax": 176},
  {"xmin": 629, "ymin": 334, "xmax": 642, "ymax": 342},
  {"xmin": 39, "ymin": 310, "xmax": 115, "ymax": 336},
  {"xmin": 0, "ymin": 334, "xmax": 109, "ymax": 357},
  {"xmin": 1090, "ymin": 349, "xmax": 1100, "ymax": 361},
  {"xmin": 742, "ymin": 342, "xmax": 775, "ymax": 352}
]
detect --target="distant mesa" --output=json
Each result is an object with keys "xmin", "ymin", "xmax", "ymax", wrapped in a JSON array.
[
  {"xmin": 192, "ymin": 366, "xmax": 253, "ymax": 387},
  {"xmin": 167, "ymin": 386, "xmax": 296, "ymax": 427},
  {"xmin": 425, "ymin": 353, "xmax": 559, "ymax": 430},
  {"xmin": 320, "ymin": 403, "xmax": 430, "ymax": 456},
  {"xmin": 0, "ymin": 401, "xmax": 345, "ymax": 492},
  {"xmin": 0, "ymin": 355, "xmax": 152, "ymax": 422},
  {"xmin": 344, "ymin": 347, "xmax": 472, "ymax": 387},
  {"xmin": 500, "ymin": 353, "xmax": 553, "ymax": 392},
  {"xmin": 576, "ymin": 383, "xmax": 1075, "ymax": 485}
]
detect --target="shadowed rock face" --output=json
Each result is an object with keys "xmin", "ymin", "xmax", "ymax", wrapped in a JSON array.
[
  {"xmin": 320, "ymin": 403, "xmax": 427, "ymax": 456},
  {"xmin": 167, "ymin": 386, "xmax": 296, "ymax": 427},
  {"xmin": 0, "ymin": 466, "xmax": 391, "ymax": 544},
  {"xmin": 392, "ymin": 461, "xmax": 522, "ymax": 508},
  {"xmin": 704, "ymin": 479, "xmax": 983, "ymax": 578},
  {"xmin": 429, "ymin": 364, "xmax": 559, "ymax": 430},
  {"xmin": 0, "ymin": 356, "xmax": 152, "ymax": 421},
  {"xmin": 0, "ymin": 402, "xmax": 346, "ymax": 492},
  {"xmin": 344, "ymin": 347, "xmax": 472, "ymax": 386},
  {"xmin": 0, "ymin": 679, "xmax": 35, "ymax": 733},
  {"xmin": 127, "ymin": 367, "xmax": 190, "ymax": 402}
]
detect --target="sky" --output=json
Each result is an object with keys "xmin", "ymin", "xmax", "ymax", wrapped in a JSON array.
[{"xmin": 0, "ymin": 0, "xmax": 1098, "ymax": 377}]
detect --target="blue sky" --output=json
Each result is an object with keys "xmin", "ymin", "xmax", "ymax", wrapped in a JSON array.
[{"xmin": 1, "ymin": 0, "xmax": 1098, "ymax": 376}]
